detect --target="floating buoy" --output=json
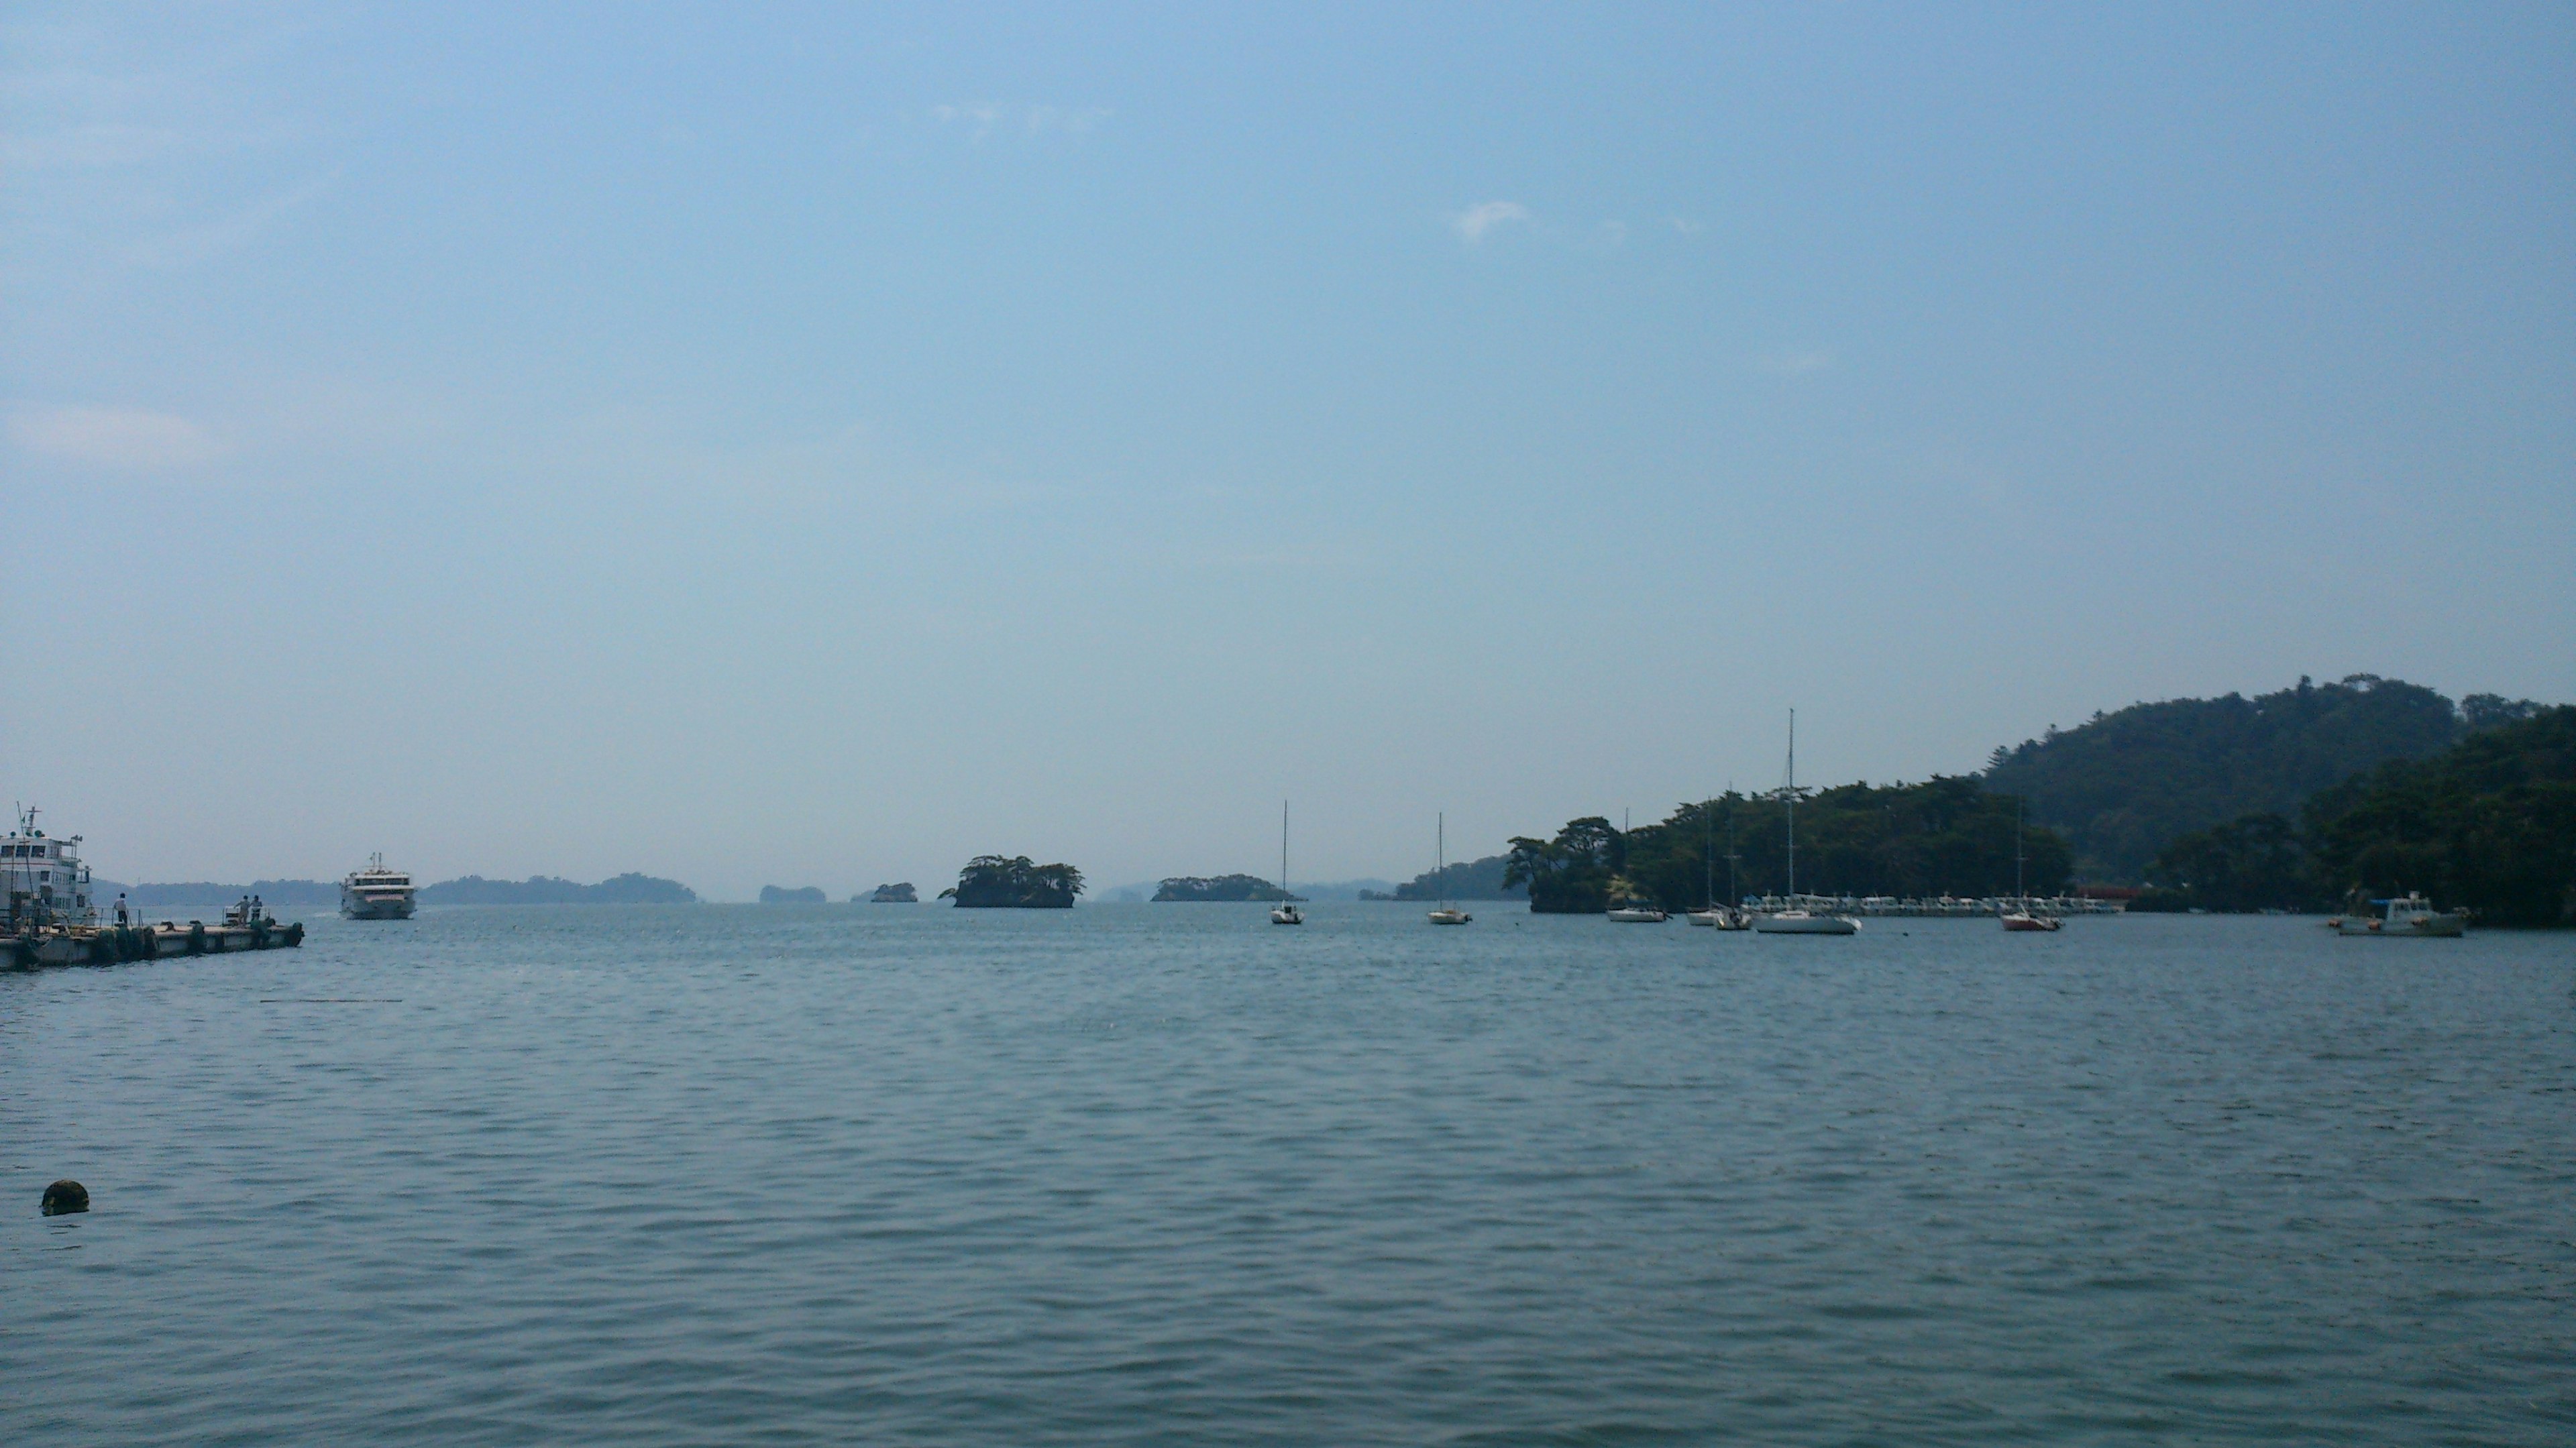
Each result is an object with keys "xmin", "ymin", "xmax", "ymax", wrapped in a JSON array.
[{"xmin": 40, "ymin": 1179, "xmax": 89, "ymax": 1215}]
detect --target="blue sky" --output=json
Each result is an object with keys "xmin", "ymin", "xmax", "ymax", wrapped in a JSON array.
[{"xmin": 5, "ymin": 3, "xmax": 2570, "ymax": 896}]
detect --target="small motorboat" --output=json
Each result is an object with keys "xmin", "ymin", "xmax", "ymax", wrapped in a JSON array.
[
  {"xmin": 1607, "ymin": 905, "xmax": 1670, "ymax": 923},
  {"xmin": 2000, "ymin": 909, "xmax": 2062, "ymax": 932},
  {"xmin": 1686, "ymin": 907, "xmax": 1749, "ymax": 930},
  {"xmin": 1428, "ymin": 907, "xmax": 1471, "ymax": 926}
]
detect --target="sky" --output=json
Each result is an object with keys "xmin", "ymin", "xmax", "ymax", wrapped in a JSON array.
[{"xmin": 5, "ymin": 3, "xmax": 2571, "ymax": 899}]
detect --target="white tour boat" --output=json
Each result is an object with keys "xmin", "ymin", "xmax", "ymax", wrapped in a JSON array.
[
  {"xmin": 341, "ymin": 854, "xmax": 417, "ymax": 920},
  {"xmin": 2333, "ymin": 893, "xmax": 2465, "ymax": 938}
]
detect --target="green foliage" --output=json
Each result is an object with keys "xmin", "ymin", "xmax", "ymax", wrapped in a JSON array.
[
  {"xmin": 941, "ymin": 855, "xmax": 1085, "ymax": 908},
  {"xmin": 1391, "ymin": 854, "xmax": 1525, "ymax": 901},
  {"xmin": 1984, "ymin": 675, "xmax": 2472, "ymax": 881},
  {"xmin": 1510, "ymin": 783, "xmax": 2070, "ymax": 911},
  {"xmin": 1152, "ymin": 874, "xmax": 1296, "ymax": 902},
  {"xmin": 2143, "ymin": 813, "xmax": 2316, "ymax": 911},
  {"xmin": 2304, "ymin": 706, "xmax": 2576, "ymax": 927},
  {"xmin": 1504, "ymin": 817, "xmax": 1620, "ymax": 913}
]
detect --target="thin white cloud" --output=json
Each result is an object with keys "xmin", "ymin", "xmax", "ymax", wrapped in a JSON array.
[
  {"xmin": 1451, "ymin": 200, "xmax": 1529, "ymax": 243},
  {"xmin": 7, "ymin": 403, "xmax": 223, "ymax": 469},
  {"xmin": 0, "ymin": 121, "xmax": 191, "ymax": 169},
  {"xmin": 928, "ymin": 103, "xmax": 1108, "ymax": 142},
  {"xmin": 1669, "ymin": 217, "xmax": 1704, "ymax": 235},
  {"xmin": 120, "ymin": 168, "xmax": 337, "ymax": 268},
  {"xmin": 1758, "ymin": 350, "xmax": 1835, "ymax": 376}
]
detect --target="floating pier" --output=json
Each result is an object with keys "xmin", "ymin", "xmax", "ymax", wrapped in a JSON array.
[{"xmin": 7, "ymin": 910, "xmax": 305, "ymax": 969}]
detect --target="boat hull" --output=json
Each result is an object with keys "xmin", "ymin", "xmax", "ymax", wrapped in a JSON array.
[
  {"xmin": 1607, "ymin": 908, "xmax": 1668, "ymax": 923},
  {"xmin": 341, "ymin": 894, "xmax": 416, "ymax": 920},
  {"xmin": 2000, "ymin": 913, "xmax": 2063, "ymax": 932},
  {"xmin": 2337, "ymin": 914, "xmax": 2465, "ymax": 937},
  {"xmin": 1686, "ymin": 909, "xmax": 1749, "ymax": 930},
  {"xmin": 1754, "ymin": 913, "xmax": 1858, "ymax": 935}
]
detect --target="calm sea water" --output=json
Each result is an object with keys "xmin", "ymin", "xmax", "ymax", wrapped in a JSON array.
[{"xmin": 4, "ymin": 905, "xmax": 2570, "ymax": 1445}]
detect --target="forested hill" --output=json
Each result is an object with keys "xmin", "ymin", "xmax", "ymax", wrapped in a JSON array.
[
  {"xmin": 2306, "ymin": 706, "xmax": 2576, "ymax": 927},
  {"xmin": 1982, "ymin": 675, "xmax": 2536, "ymax": 881}
]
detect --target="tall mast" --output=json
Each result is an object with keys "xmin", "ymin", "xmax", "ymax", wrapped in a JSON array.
[
  {"xmin": 1705, "ymin": 797, "xmax": 1714, "ymax": 909},
  {"xmin": 1438, "ymin": 812, "xmax": 1446, "ymax": 907},
  {"xmin": 1785, "ymin": 709, "xmax": 1798, "ymax": 899},
  {"xmin": 2015, "ymin": 795, "xmax": 2027, "ymax": 901},
  {"xmin": 1281, "ymin": 799, "xmax": 1290, "ymax": 897}
]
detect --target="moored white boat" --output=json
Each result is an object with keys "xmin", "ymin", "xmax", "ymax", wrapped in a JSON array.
[
  {"xmin": 2333, "ymin": 893, "xmax": 2465, "ymax": 937},
  {"xmin": 1686, "ymin": 907, "xmax": 1749, "ymax": 929},
  {"xmin": 1754, "ymin": 908, "xmax": 1858, "ymax": 935},
  {"xmin": 1755, "ymin": 712, "xmax": 1857, "ymax": 938},
  {"xmin": 1426, "ymin": 814, "xmax": 1470, "ymax": 925},
  {"xmin": 1607, "ymin": 905, "xmax": 1668, "ymax": 923},
  {"xmin": 1270, "ymin": 802, "xmax": 1303, "ymax": 925}
]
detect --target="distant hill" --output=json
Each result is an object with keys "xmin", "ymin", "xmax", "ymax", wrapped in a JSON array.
[
  {"xmin": 1982, "ymin": 675, "xmax": 2538, "ymax": 881},
  {"xmin": 759, "ymin": 885, "xmax": 826, "ymax": 904},
  {"xmin": 1152, "ymin": 874, "xmax": 1297, "ymax": 902},
  {"xmin": 1389, "ymin": 854, "xmax": 1525, "ymax": 901},
  {"xmin": 125, "ymin": 879, "xmax": 338, "ymax": 908},
  {"xmin": 419, "ymin": 873, "xmax": 697, "ymax": 905}
]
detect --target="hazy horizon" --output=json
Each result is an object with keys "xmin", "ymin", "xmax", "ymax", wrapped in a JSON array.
[{"xmin": 7, "ymin": 5, "xmax": 2570, "ymax": 899}]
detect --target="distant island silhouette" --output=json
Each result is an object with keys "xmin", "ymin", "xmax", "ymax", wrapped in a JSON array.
[
  {"xmin": 866, "ymin": 883, "xmax": 918, "ymax": 903},
  {"xmin": 1152, "ymin": 874, "xmax": 1297, "ymax": 902},
  {"xmin": 759, "ymin": 885, "xmax": 826, "ymax": 904},
  {"xmin": 118, "ymin": 873, "xmax": 697, "ymax": 907}
]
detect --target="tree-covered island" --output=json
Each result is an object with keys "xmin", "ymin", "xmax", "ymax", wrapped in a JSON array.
[
  {"xmin": 1508, "ymin": 780, "xmax": 2072, "ymax": 913},
  {"xmin": 1152, "ymin": 874, "xmax": 1298, "ymax": 902},
  {"xmin": 941, "ymin": 855, "xmax": 1084, "ymax": 908}
]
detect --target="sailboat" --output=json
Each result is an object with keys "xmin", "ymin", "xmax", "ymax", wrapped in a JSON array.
[
  {"xmin": 1270, "ymin": 801, "xmax": 1303, "ymax": 925},
  {"xmin": 1427, "ymin": 813, "xmax": 1471, "ymax": 925},
  {"xmin": 1754, "ymin": 710, "xmax": 1859, "ymax": 936},
  {"xmin": 1686, "ymin": 792, "xmax": 1749, "ymax": 929},
  {"xmin": 2000, "ymin": 796, "xmax": 2062, "ymax": 932}
]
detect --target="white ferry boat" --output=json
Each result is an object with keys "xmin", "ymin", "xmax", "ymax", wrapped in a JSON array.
[
  {"xmin": 341, "ymin": 855, "xmax": 417, "ymax": 920},
  {"xmin": 3, "ymin": 807, "xmax": 95, "ymax": 933}
]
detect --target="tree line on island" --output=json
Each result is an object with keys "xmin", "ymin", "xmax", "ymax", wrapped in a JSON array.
[{"xmin": 1503, "ymin": 778, "xmax": 2069, "ymax": 914}]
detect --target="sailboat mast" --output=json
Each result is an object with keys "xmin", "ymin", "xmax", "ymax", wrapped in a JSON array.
[
  {"xmin": 2015, "ymin": 796, "xmax": 2027, "ymax": 902},
  {"xmin": 1281, "ymin": 800, "xmax": 1290, "ymax": 897},
  {"xmin": 1785, "ymin": 708, "xmax": 1798, "ymax": 899}
]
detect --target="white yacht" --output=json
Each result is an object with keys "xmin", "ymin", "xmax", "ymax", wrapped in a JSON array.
[
  {"xmin": 1753, "ymin": 711, "xmax": 1858, "ymax": 936},
  {"xmin": 341, "ymin": 855, "xmax": 417, "ymax": 920},
  {"xmin": 2334, "ymin": 893, "xmax": 2465, "ymax": 938},
  {"xmin": 1270, "ymin": 802, "xmax": 1303, "ymax": 925},
  {"xmin": 1427, "ymin": 813, "xmax": 1470, "ymax": 925}
]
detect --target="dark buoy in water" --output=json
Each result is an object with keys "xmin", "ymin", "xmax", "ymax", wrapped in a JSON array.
[{"xmin": 40, "ymin": 1179, "xmax": 89, "ymax": 1215}]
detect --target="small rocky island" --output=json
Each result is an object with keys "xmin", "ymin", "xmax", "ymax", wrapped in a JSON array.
[
  {"xmin": 941, "ymin": 855, "xmax": 1083, "ymax": 908},
  {"xmin": 1152, "ymin": 874, "xmax": 1298, "ymax": 902},
  {"xmin": 867, "ymin": 882, "xmax": 918, "ymax": 903},
  {"xmin": 759, "ymin": 885, "xmax": 826, "ymax": 904}
]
